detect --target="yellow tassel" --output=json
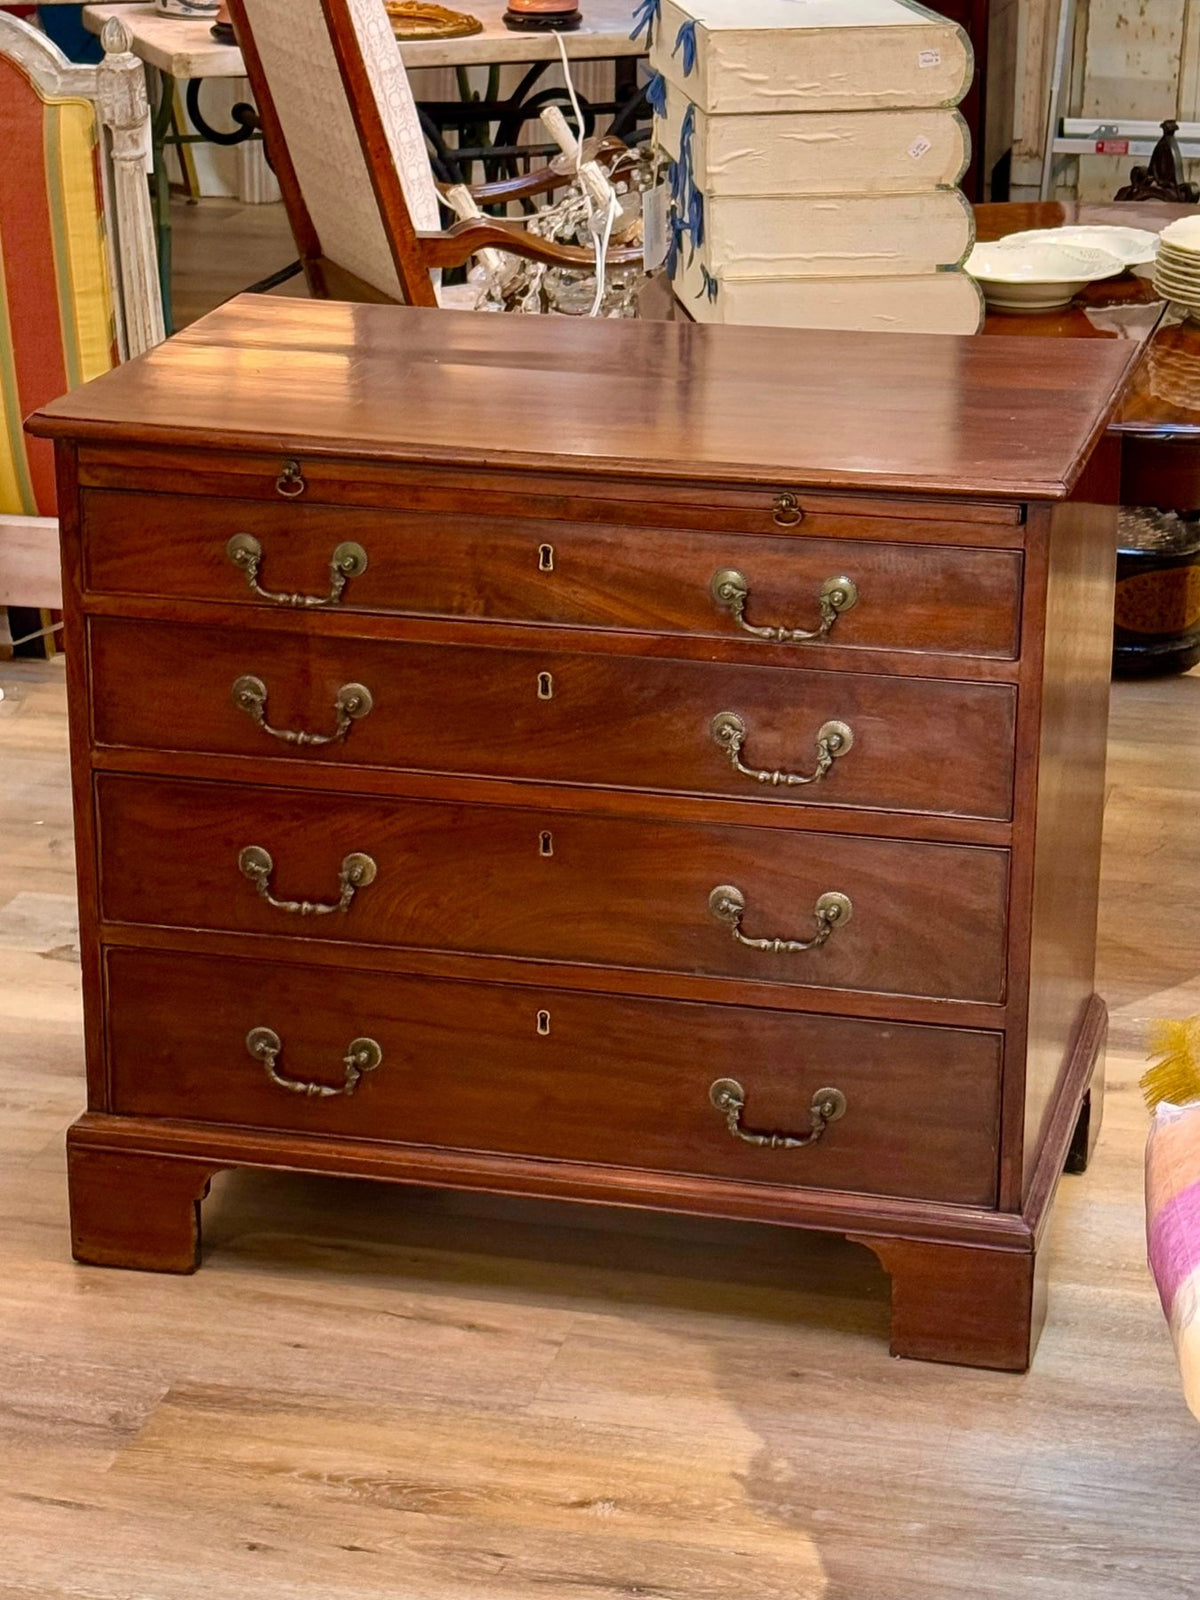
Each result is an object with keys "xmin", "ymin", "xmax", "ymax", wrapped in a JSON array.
[{"xmin": 1142, "ymin": 1016, "xmax": 1200, "ymax": 1110}]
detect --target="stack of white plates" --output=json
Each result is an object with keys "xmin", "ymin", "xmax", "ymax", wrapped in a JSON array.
[{"xmin": 1153, "ymin": 216, "xmax": 1200, "ymax": 315}]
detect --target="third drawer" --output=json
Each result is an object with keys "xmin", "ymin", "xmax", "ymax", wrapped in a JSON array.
[{"xmin": 95, "ymin": 775, "xmax": 1010, "ymax": 1003}]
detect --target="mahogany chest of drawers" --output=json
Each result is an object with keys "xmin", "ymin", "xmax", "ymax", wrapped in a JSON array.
[{"xmin": 29, "ymin": 298, "xmax": 1138, "ymax": 1370}]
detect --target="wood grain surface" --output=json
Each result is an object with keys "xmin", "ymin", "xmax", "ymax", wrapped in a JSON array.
[
  {"xmin": 26, "ymin": 295, "xmax": 1142, "ymax": 500},
  {"xmin": 88, "ymin": 616, "xmax": 1019, "ymax": 820},
  {"xmin": 93, "ymin": 773, "xmax": 1011, "ymax": 1005},
  {"xmin": 2, "ymin": 655, "xmax": 1200, "ymax": 1598},
  {"xmin": 102, "ymin": 947, "xmax": 1003, "ymax": 1206},
  {"xmin": 80, "ymin": 489, "xmax": 1026, "ymax": 657}
]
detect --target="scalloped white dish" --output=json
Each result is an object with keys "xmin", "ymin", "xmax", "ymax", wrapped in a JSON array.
[
  {"xmin": 964, "ymin": 239, "xmax": 1125, "ymax": 311},
  {"xmin": 993, "ymin": 224, "xmax": 1160, "ymax": 268}
]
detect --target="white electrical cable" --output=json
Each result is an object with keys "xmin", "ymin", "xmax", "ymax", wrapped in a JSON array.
[{"xmin": 554, "ymin": 29, "xmax": 618, "ymax": 317}]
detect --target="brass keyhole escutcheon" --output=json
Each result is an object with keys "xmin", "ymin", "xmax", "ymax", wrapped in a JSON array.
[
  {"xmin": 538, "ymin": 543, "xmax": 555, "ymax": 572},
  {"xmin": 536, "ymin": 1010, "xmax": 551, "ymax": 1036},
  {"xmin": 537, "ymin": 671, "xmax": 554, "ymax": 700},
  {"xmin": 539, "ymin": 830, "xmax": 554, "ymax": 857}
]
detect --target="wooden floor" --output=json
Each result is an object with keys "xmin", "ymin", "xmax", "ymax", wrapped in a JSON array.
[
  {"xmin": 5, "ymin": 197, "xmax": 1200, "ymax": 1595},
  {"xmin": 3, "ymin": 654, "xmax": 1200, "ymax": 1598}
]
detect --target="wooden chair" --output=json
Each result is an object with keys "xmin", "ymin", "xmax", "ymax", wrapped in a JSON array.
[
  {"xmin": 225, "ymin": 0, "xmax": 640, "ymax": 308},
  {"xmin": 0, "ymin": 13, "xmax": 163, "ymax": 629}
]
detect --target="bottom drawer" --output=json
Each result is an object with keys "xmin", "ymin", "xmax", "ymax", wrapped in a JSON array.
[{"xmin": 104, "ymin": 950, "xmax": 1002, "ymax": 1207}]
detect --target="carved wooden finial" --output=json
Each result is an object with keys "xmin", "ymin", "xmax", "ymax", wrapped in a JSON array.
[{"xmin": 100, "ymin": 16, "xmax": 133, "ymax": 57}]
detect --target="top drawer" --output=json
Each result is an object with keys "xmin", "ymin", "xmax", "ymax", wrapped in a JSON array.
[{"xmin": 80, "ymin": 490, "xmax": 1024, "ymax": 660}]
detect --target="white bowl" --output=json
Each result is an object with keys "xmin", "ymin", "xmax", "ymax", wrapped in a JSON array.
[
  {"xmin": 965, "ymin": 239, "xmax": 1125, "ymax": 311},
  {"xmin": 993, "ymin": 224, "xmax": 1159, "ymax": 267}
]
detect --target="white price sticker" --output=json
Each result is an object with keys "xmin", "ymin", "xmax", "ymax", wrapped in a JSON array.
[
  {"xmin": 907, "ymin": 136, "xmax": 933, "ymax": 161},
  {"xmin": 642, "ymin": 182, "xmax": 670, "ymax": 272},
  {"xmin": 918, "ymin": 49, "xmax": 941, "ymax": 67}
]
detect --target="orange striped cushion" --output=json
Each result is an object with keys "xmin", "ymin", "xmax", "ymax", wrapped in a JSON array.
[{"xmin": 0, "ymin": 52, "xmax": 118, "ymax": 518}]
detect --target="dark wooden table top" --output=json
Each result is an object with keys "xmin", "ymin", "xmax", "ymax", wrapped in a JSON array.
[
  {"xmin": 976, "ymin": 201, "xmax": 1200, "ymax": 437},
  {"xmin": 29, "ymin": 293, "xmax": 1141, "ymax": 503}
]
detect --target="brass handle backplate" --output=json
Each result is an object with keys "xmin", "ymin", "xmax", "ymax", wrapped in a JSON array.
[
  {"xmin": 245, "ymin": 1026, "xmax": 382, "ymax": 1098},
  {"xmin": 226, "ymin": 533, "xmax": 367, "ymax": 608},
  {"xmin": 710, "ymin": 569, "xmax": 857, "ymax": 644},
  {"xmin": 709, "ymin": 884, "xmax": 852, "ymax": 954},
  {"xmin": 232, "ymin": 674, "xmax": 373, "ymax": 746},
  {"xmin": 711, "ymin": 712, "xmax": 853, "ymax": 788},
  {"xmin": 710, "ymin": 1078, "xmax": 846, "ymax": 1148},
  {"xmin": 238, "ymin": 844, "xmax": 377, "ymax": 916}
]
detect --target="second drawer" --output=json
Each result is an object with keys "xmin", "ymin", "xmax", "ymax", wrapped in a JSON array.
[
  {"xmin": 95, "ymin": 776, "xmax": 1010, "ymax": 1003},
  {"xmin": 89, "ymin": 619, "xmax": 1018, "ymax": 820}
]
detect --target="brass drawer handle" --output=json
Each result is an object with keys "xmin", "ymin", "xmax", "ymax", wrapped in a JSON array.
[
  {"xmin": 232, "ymin": 674, "xmax": 373, "ymax": 746},
  {"xmin": 711, "ymin": 712, "xmax": 853, "ymax": 788},
  {"xmin": 238, "ymin": 844, "xmax": 377, "ymax": 916},
  {"xmin": 275, "ymin": 459, "xmax": 306, "ymax": 498},
  {"xmin": 246, "ymin": 1026, "xmax": 382, "ymax": 1098},
  {"xmin": 710, "ymin": 569, "xmax": 857, "ymax": 644},
  {"xmin": 710, "ymin": 1078, "xmax": 846, "ymax": 1149},
  {"xmin": 773, "ymin": 492, "xmax": 803, "ymax": 527},
  {"xmin": 225, "ymin": 533, "xmax": 367, "ymax": 607},
  {"xmin": 709, "ymin": 884, "xmax": 852, "ymax": 954}
]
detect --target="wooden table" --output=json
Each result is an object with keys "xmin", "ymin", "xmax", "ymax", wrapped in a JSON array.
[
  {"xmin": 84, "ymin": 0, "xmax": 644, "ymax": 77},
  {"xmin": 976, "ymin": 201, "xmax": 1200, "ymax": 506},
  {"xmin": 977, "ymin": 201, "xmax": 1200, "ymax": 673}
]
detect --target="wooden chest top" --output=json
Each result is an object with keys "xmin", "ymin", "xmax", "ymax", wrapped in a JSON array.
[{"xmin": 28, "ymin": 295, "xmax": 1140, "ymax": 502}]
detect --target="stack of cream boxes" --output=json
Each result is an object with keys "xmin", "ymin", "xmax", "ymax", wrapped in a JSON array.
[{"xmin": 645, "ymin": 0, "xmax": 984, "ymax": 333}]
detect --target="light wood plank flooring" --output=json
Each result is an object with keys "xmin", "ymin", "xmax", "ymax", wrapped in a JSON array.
[{"xmin": 2, "ymin": 653, "xmax": 1200, "ymax": 1598}]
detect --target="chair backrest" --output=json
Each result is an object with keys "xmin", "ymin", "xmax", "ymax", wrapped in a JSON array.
[
  {"xmin": 227, "ymin": 0, "xmax": 445, "ymax": 306},
  {"xmin": 0, "ymin": 13, "xmax": 162, "ymax": 517}
]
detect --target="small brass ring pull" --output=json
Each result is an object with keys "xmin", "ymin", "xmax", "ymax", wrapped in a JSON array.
[
  {"xmin": 245, "ymin": 1026, "xmax": 382, "ymax": 1098},
  {"xmin": 238, "ymin": 844, "xmax": 377, "ymax": 916},
  {"xmin": 773, "ymin": 492, "xmax": 803, "ymax": 527},
  {"xmin": 275, "ymin": 459, "xmax": 306, "ymax": 498},
  {"xmin": 710, "ymin": 569, "xmax": 857, "ymax": 644},
  {"xmin": 710, "ymin": 1078, "xmax": 846, "ymax": 1149},
  {"xmin": 225, "ymin": 533, "xmax": 367, "ymax": 608},
  {"xmin": 231, "ymin": 674, "xmax": 373, "ymax": 746},
  {"xmin": 711, "ymin": 712, "xmax": 853, "ymax": 788},
  {"xmin": 709, "ymin": 884, "xmax": 852, "ymax": 954}
]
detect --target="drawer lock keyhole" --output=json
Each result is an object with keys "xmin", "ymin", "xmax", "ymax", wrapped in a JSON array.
[
  {"xmin": 537, "ymin": 671, "xmax": 554, "ymax": 700},
  {"xmin": 536, "ymin": 1010, "xmax": 551, "ymax": 1036},
  {"xmin": 539, "ymin": 830, "xmax": 554, "ymax": 857},
  {"xmin": 538, "ymin": 543, "xmax": 555, "ymax": 572}
]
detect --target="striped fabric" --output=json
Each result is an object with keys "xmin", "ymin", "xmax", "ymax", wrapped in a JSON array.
[
  {"xmin": 1147, "ymin": 1101, "xmax": 1200, "ymax": 1419},
  {"xmin": 0, "ymin": 51, "xmax": 117, "ymax": 518}
]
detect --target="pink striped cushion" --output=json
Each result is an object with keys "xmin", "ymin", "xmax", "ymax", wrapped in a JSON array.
[{"xmin": 1147, "ymin": 1101, "xmax": 1200, "ymax": 1419}]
